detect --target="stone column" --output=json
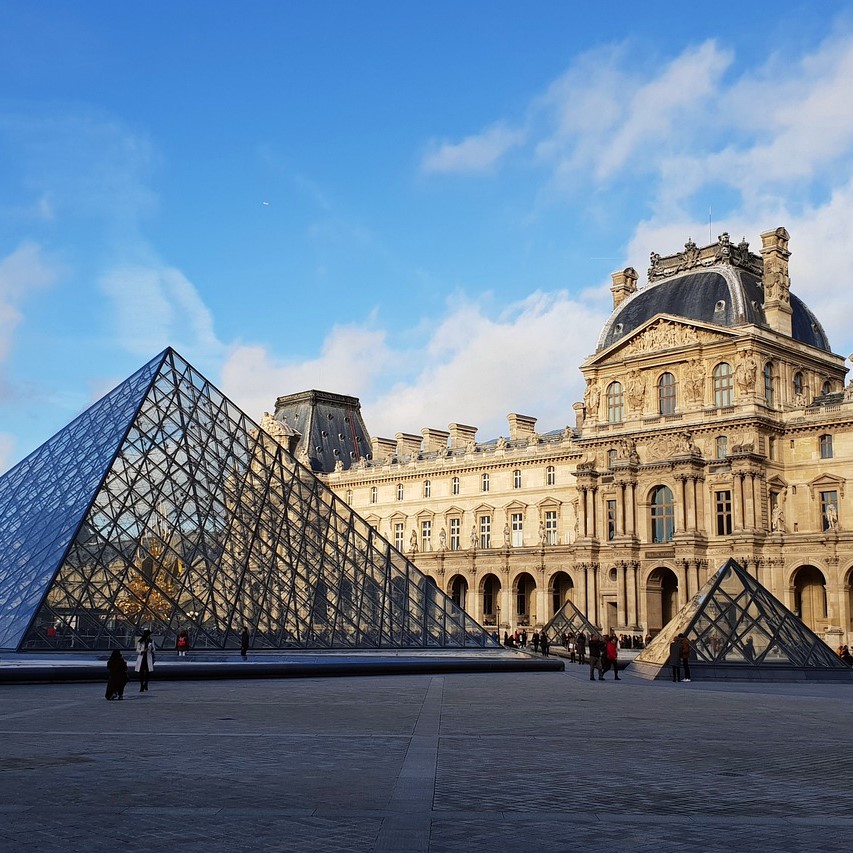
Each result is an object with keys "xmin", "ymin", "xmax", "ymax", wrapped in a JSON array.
[
  {"xmin": 617, "ymin": 563, "xmax": 627, "ymax": 627},
  {"xmin": 626, "ymin": 561, "xmax": 638, "ymax": 628},
  {"xmin": 626, "ymin": 482, "xmax": 636, "ymax": 536},
  {"xmin": 732, "ymin": 473, "xmax": 744, "ymax": 530},
  {"xmin": 575, "ymin": 565, "xmax": 588, "ymax": 620},
  {"xmin": 744, "ymin": 472, "xmax": 755, "ymax": 530}
]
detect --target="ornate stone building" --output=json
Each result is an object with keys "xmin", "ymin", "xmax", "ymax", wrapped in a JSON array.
[{"xmin": 274, "ymin": 228, "xmax": 853, "ymax": 648}]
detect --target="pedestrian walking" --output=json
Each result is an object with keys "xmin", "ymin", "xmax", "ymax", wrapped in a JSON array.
[
  {"xmin": 540, "ymin": 632, "xmax": 549, "ymax": 656},
  {"xmin": 532, "ymin": 630, "xmax": 540, "ymax": 653},
  {"xmin": 135, "ymin": 629, "xmax": 155, "ymax": 692},
  {"xmin": 105, "ymin": 650, "xmax": 128, "ymax": 700},
  {"xmin": 240, "ymin": 627, "xmax": 250, "ymax": 660},
  {"xmin": 605, "ymin": 634, "xmax": 621, "ymax": 680}
]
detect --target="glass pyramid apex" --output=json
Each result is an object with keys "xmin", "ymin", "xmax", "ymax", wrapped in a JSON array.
[
  {"xmin": 0, "ymin": 348, "xmax": 496, "ymax": 652},
  {"xmin": 632, "ymin": 558, "xmax": 850, "ymax": 678},
  {"xmin": 540, "ymin": 598, "xmax": 600, "ymax": 642}
]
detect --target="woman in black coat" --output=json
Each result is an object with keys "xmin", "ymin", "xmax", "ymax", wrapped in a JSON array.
[{"xmin": 105, "ymin": 650, "xmax": 129, "ymax": 700}]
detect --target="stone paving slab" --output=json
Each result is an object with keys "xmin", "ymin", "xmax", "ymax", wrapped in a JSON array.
[{"xmin": 0, "ymin": 662, "xmax": 851, "ymax": 851}]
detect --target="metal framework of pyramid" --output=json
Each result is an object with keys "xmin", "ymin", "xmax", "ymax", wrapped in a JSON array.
[
  {"xmin": 540, "ymin": 598, "xmax": 600, "ymax": 641},
  {"xmin": 631, "ymin": 558, "xmax": 852, "ymax": 681},
  {"xmin": 0, "ymin": 348, "xmax": 496, "ymax": 652}
]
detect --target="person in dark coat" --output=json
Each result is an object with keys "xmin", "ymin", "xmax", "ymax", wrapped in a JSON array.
[
  {"xmin": 576, "ymin": 632, "xmax": 587, "ymax": 665},
  {"xmin": 240, "ymin": 627, "xmax": 250, "ymax": 660},
  {"xmin": 540, "ymin": 632, "xmax": 549, "ymax": 656},
  {"xmin": 668, "ymin": 636, "xmax": 682, "ymax": 682},
  {"xmin": 105, "ymin": 650, "xmax": 128, "ymax": 700}
]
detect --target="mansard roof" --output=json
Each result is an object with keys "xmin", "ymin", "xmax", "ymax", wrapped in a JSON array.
[{"xmin": 597, "ymin": 235, "xmax": 830, "ymax": 354}]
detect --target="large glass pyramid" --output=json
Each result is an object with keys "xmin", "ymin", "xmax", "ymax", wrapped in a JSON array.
[
  {"xmin": 0, "ymin": 348, "xmax": 496, "ymax": 652},
  {"xmin": 631, "ymin": 558, "xmax": 851, "ymax": 680},
  {"xmin": 540, "ymin": 598, "xmax": 599, "ymax": 641}
]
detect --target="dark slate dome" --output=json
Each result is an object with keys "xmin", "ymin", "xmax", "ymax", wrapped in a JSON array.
[{"xmin": 597, "ymin": 265, "xmax": 830, "ymax": 353}]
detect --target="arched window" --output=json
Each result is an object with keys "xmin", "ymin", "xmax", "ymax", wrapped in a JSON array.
[
  {"xmin": 513, "ymin": 470, "xmax": 522, "ymax": 489},
  {"xmin": 423, "ymin": 480, "xmax": 431, "ymax": 498},
  {"xmin": 713, "ymin": 362, "xmax": 733, "ymax": 408},
  {"xmin": 607, "ymin": 448, "xmax": 617, "ymax": 469},
  {"xmin": 715, "ymin": 436, "xmax": 728, "ymax": 459},
  {"xmin": 793, "ymin": 371, "xmax": 804, "ymax": 399},
  {"xmin": 370, "ymin": 486, "xmax": 377, "ymax": 504},
  {"xmin": 452, "ymin": 476, "xmax": 460, "ymax": 496},
  {"xmin": 820, "ymin": 434, "xmax": 833, "ymax": 459},
  {"xmin": 650, "ymin": 485, "xmax": 675, "ymax": 543},
  {"xmin": 607, "ymin": 381, "xmax": 624, "ymax": 423},
  {"xmin": 822, "ymin": 380, "xmax": 832, "ymax": 396},
  {"xmin": 658, "ymin": 372, "xmax": 676, "ymax": 415},
  {"xmin": 763, "ymin": 362, "xmax": 775, "ymax": 407},
  {"xmin": 481, "ymin": 473, "xmax": 490, "ymax": 492},
  {"xmin": 546, "ymin": 465, "xmax": 556, "ymax": 486},
  {"xmin": 396, "ymin": 483, "xmax": 404, "ymax": 501}
]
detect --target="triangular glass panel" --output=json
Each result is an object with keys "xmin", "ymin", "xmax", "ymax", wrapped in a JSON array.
[{"xmin": 540, "ymin": 598, "xmax": 600, "ymax": 642}]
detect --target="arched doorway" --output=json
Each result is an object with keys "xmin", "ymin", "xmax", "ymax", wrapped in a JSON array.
[
  {"xmin": 513, "ymin": 571, "xmax": 537, "ymax": 627},
  {"xmin": 549, "ymin": 571, "xmax": 574, "ymax": 619},
  {"xmin": 792, "ymin": 565, "xmax": 828, "ymax": 632},
  {"xmin": 646, "ymin": 566, "xmax": 679, "ymax": 633},
  {"xmin": 480, "ymin": 573, "xmax": 501, "ymax": 629},
  {"xmin": 449, "ymin": 574, "xmax": 468, "ymax": 611}
]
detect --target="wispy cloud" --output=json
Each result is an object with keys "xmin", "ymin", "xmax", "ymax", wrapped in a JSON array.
[
  {"xmin": 0, "ymin": 241, "xmax": 61, "ymax": 363},
  {"xmin": 99, "ymin": 264, "xmax": 224, "ymax": 363},
  {"xmin": 421, "ymin": 124, "xmax": 526, "ymax": 175}
]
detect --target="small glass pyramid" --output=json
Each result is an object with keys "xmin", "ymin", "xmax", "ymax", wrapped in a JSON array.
[
  {"xmin": 0, "ymin": 348, "xmax": 496, "ymax": 652},
  {"xmin": 632, "ymin": 558, "xmax": 850, "ymax": 679},
  {"xmin": 540, "ymin": 598, "xmax": 600, "ymax": 641}
]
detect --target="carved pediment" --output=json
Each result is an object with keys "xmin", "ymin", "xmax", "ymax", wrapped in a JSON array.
[
  {"xmin": 618, "ymin": 318, "xmax": 730, "ymax": 358},
  {"xmin": 807, "ymin": 473, "xmax": 846, "ymax": 500}
]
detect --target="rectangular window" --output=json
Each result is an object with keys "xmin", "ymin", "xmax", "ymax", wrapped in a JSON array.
[
  {"xmin": 449, "ymin": 518, "xmax": 460, "ymax": 551},
  {"xmin": 546, "ymin": 466, "xmax": 556, "ymax": 486},
  {"xmin": 452, "ymin": 477, "xmax": 460, "ymax": 496},
  {"xmin": 513, "ymin": 470, "xmax": 522, "ymax": 489},
  {"xmin": 479, "ymin": 515, "xmax": 491, "ymax": 550},
  {"xmin": 715, "ymin": 490, "xmax": 732, "ymax": 536},
  {"xmin": 820, "ymin": 434, "xmax": 833, "ymax": 459},
  {"xmin": 421, "ymin": 520, "xmax": 431, "ymax": 552},
  {"xmin": 511, "ymin": 512, "xmax": 523, "ymax": 547},
  {"xmin": 820, "ymin": 490, "xmax": 839, "ymax": 531},
  {"xmin": 544, "ymin": 510, "xmax": 558, "ymax": 545},
  {"xmin": 606, "ymin": 499, "xmax": 616, "ymax": 541},
  {"xmin": 394, "ymin": 523, "xmax": 404, "ymax": 551}
]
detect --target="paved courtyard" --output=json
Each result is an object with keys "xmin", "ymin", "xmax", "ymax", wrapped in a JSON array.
[{"xmin": 1, "ymin": 661, "xmax": 851, "ymax": 852}]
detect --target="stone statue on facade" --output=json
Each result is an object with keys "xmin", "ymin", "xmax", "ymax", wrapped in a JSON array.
[
  {"xmin": 438, "ymin": 528, "xmax": 447, "ymax": 551},
  {"xmin": 771, "ymin": 502, "xmax": 785, "ymax": 533},
  {"xmin": 409, "ymin": 529, "xmax": 418, "ymax": 554},
  {"xmin": 539, "ymin": 522, "xmax": 547, "ymax": 545},
  {"xmin": 470, "ymin": 528, "xmax": 478, "ymax": 550},
  {"xmin": 626, "ymin": 370, "xmax": 646, "ymax": 410},
  {"xmin": 684, "ymin": 358, "xmax": 705, "ymax": 402},
  {"xmin": 495, "ymin": 436, "xmax": 507, "ymax": 450},
  {"xmin": 584, "ymin": 380, "xmax": 600, "ymax": 417},
  {"xmin": 824, "ymin": 504, "xmax": 839, "ymax": 531},
  {"xmin": 503, "ymin": 524, "xmax": 511, "ymax": 547},
  {"xmin": 734, "ymin": 352, "xmax": 758, "ymax": 394}
]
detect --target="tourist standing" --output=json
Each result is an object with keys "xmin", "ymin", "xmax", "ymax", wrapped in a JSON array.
[
  {"xmin": 240, "ymin": 627, "xmax": 250, "ymax": 660},
  {"xmin": 679, "ymin": 634, "xmax": 692, "ymax": 682},
  {"xmin": 588, "ymin": 634, "xmax": 604, "ymax": 681},
  {"xmin": 176, "ymin": 629, "xmax": 189, "ymax": 658},
  {"xmin": 577, "ymin": 632, "xmax": 587, "ymax": 665},
  {"xmin": 668, "ymin": 636, "xmax": 682, "ymax": 682},
  {"xmin": 105, "ymin": 650, "xmax": 128, "ymax": 700},
  {"xmin": 135, "ymin": 629, "xmax": 155, "ymax": 692},
  {"xmin": 540, "ymin": 632, "xmax": 549, "ymax": 656},
  {"xmin": 532, "ymin": 630, "xmax": 540, "ymax": 653}
]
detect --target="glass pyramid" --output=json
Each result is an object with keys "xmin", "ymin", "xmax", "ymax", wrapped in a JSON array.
[
  {"xmin": 632, "ymin": 558, "xmax": 850, "ymax": 678},
  {"xmin": 0, "ymin": 348, "xmax": 496, "ymax": 652},
  {"xmin": 540, "ymin": 598, "xmax": 600, "ymax": 641}
]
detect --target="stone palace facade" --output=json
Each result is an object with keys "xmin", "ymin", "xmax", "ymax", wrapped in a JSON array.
[{"xmin": 273, "ymin": 227, "xmax": 853, "ymax": 648}]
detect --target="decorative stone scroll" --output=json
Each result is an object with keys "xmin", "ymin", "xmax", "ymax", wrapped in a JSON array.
[{"xmin": 648, "ymin": 232, "xmax": 762, "ymax": 282}]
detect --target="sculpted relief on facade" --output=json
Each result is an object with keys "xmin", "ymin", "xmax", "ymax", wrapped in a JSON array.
[{"xmin": 620, "ymin": 319, "xmax": 723, "ymax": 357}]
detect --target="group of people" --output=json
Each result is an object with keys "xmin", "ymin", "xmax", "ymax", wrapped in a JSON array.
[
  {"xmin": 836, "ymin": 645, "xmax": 853, "ymax": 665},
  {"xmin": 586, "ymin": 634, "xmax": 621, "ymax": 681},
  {"xmin": 668, "ymin": 633, "xmax": 693, "ymax": 682},
  {"xmin": 502, "ymin": 629, "xmax": 554, "ymax": 655},
  {"xmin": 104, "ymin": 626, "xmax": 253, "ymax": 700}
]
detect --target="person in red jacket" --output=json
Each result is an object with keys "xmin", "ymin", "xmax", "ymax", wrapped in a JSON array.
[{"xmin": 605, "ymin": 635, "xmax": 621, "ymax": 680}]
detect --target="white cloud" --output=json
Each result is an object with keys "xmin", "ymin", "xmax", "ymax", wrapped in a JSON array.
[
  {"xmin": 221, "ymin": 292, "xmax": 609, "ymax": 441},
  {"xmin": 0, "ymin": 432, "xmax": 14, "ymax": 474},
  {"xmin": 0, "ymin": 241, "xmax": 60, "ymax": 362},
  {"xmin": 421, "ymin": 124, "xmax": 527, "ymax": 175},
  {"xmin": 99, "ymin": 264, "xmax": 224, "ymax": 362}
]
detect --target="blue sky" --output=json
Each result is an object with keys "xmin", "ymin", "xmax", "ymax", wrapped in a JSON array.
[{"xmin": 3, "ymin": 1, "xmax": 853, "ymax": 471}]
